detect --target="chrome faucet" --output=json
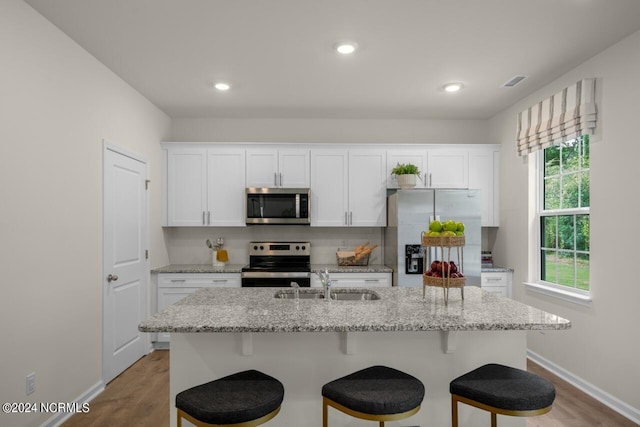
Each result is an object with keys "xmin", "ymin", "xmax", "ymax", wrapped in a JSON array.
[
  {"xmin": 290, "ymin": 281, "xmax": 300, "ymax": 301},
  {"xmin": 316, "ymin": 268, "xmax": 331, "ymax": 300}
]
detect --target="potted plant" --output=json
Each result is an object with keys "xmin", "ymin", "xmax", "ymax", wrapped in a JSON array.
[{"xmin": 391, "ymin": 162, "xmax": 421, "ymax": 188}]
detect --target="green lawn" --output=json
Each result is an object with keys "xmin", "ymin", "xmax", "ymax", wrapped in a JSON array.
[{"xmin": 543, "ymin": 253, "xmax": 589, "ymax": 291}]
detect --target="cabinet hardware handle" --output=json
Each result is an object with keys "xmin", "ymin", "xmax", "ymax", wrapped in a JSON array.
[
  {"xmin": 170, "ymin": 279, "xmax": 187, "ymax": 283},
  {"xmin": 349, "ymin": 211, "xmax": 353, "ymax": 225},
  {"xmin": 107, "ymin": 274, "xmax": 119, "ymax": 283},
  {"xmin": 274, "ymin": 172, "xmax": 278, "ymax": 187},
  {"xmin": 212, "ymin": 279, "xmax": 228, "ymax": 283},
  {"xmin": 486, "ymin": 277, "xmax": 502, "ymax": 282},
  {"xmin": 345, "ymin": 211, "xmax": 348, "ymax": 225},
  {"xmin": 364, "ymin": 279, "xmax": 379, "ymax": 282},
  {"xmin": 279, "ymin": 172, "xmax": 283, "ymax": 187},
  {"xmin": 423, "ymin": 173, "xmax": 427, "ymax": 187},
  {"xmin": 429, "ymin": 173, "xmax": 432, "ymax": 187},
  {"xmin": 202, "ymin": 211, "xmax": 205, "ymax": 225},
  {"xmin": 207, "ymin": 211, "xmax": 211, "ymax": 225}
]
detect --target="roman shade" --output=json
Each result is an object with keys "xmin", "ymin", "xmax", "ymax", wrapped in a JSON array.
[{"xmin": 516, "ymin": 78, "xmax": 597, "ymax": 156}]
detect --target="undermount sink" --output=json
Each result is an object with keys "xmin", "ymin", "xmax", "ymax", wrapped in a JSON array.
[
  {"xmin": 275, "ymin": 290, "xmax": 325, "ymax": 300},
  {"xmin": 330, "ymin": 290, "xmax": 380, "ymax": 301},
  {"xmin": 274, "ymin": 289, "xmax": 380, "ymax": 301}
]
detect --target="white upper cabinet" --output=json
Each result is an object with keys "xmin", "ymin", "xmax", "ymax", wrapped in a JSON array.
[
  {"xmin": 469, "ymin": 148, "xmax": 500, "ymax": 226},
  {"xmin": 246, "ymin": 148, "xmax": 310, "ymax": 188},
  {"xmin": 163, "ymin": 143, "xmax": 499, "ymax": 228},
  {"xmin": 348, "ymin": 150, "xmax": 387, "ymax": 226},
  {"xmin": 207, "ymin": 148, "xmax": 246, "ymax": 226},
  {"xmin": 426, "ymin": 150, "xmax": 469, "ymax": 188},
  {"xmin": 310, "ymin": 150, "xmax": 348, "ymax": 227},
  {"xmin": 386, "ymin": 150, "xmax": 428, "ymax": 188},
  {"xmin": 165, "ymin": 147, "xmax": 246, "ymax": 226},
  {"xmin": 386, "ymin": 149, "xmax": 468, "ymax": 189},
  {"xmin": 311, "ymin": 148, "xmax": 386, "ymax": 227},
  {"xmin": 166, "ymin": 148, "xmax": 208, "ymax": 226}
]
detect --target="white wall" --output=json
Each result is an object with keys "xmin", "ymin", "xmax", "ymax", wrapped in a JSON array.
[
  {"xmin": 0, "ymin": 1, "xmax": 170, "ymax": 426},
  {"xmin": 171, "ymin": 117, "xmax": 489, "ymax": 143},
  {"xmin": 488, "ymin": 29, "xmax": 640, "ymax": 420}
]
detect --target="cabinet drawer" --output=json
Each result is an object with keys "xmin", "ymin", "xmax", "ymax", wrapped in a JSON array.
[
  {"xmin": 481, "ymin": 273, "xmax": 507, "ymax": 287},
  {"xmin": 157, "ymin": 273, "xmax": 241, "ymax": 288},
  {"xmin": 311, "ymin": 272, "xmax": 391, "ymax": 288}
]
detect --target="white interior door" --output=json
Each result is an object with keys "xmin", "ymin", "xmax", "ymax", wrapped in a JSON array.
[{"xmin": 103, "ymin": 143, "xmax": 148, "ymax": 384}]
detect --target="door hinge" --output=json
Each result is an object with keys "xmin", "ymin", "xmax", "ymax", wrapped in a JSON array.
[
  {"xmin": 145, "ymin": 250, "xmax": 149, "ymax": 260},
  {"xmin": 145, "ymin": 179, "xmax": 150, "ymax": 190}
]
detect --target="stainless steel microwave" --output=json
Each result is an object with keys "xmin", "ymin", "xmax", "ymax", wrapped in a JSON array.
[{"xmin": 246, "ymin": 188, "xmax": 310, "ymax": 225}]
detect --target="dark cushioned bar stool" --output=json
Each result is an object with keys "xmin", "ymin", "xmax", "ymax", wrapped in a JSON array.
[
  {"xmin": 176, "ymin": 370, "xmax": 284, "ymax": 427},
  {"xmin": 450, "ymin": 363, "xmax": 555, "ymax": 427},
  {"xmin": 322, "ymin": 365, "xmax": 425, "ymax": 427}
]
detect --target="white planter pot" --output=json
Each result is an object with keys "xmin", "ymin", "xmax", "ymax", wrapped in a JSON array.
[{"xmin": 396, "ymin": 174, "xmax": 417, "ymax": 189}]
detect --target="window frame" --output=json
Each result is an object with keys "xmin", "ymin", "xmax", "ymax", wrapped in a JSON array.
[{"xmin": 525, "ymin": 138, "xmax": 592, "ymax": 306}]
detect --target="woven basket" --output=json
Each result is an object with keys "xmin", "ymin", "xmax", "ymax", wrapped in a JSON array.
[
  {"xmin": 336, "ymin": 250, "xmax": 370, "ymax": 266},
  {"xmin": 423, "ymin": 275, "xmax": 466, "ymax": 288},
  {"xmin": 421, "ymin": 234, "xmax": 465, "ymax": 247}
]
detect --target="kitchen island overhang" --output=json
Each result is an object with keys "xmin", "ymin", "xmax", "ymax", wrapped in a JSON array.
[{"xmin": 140, "ymin": 286, "xmax": 570, "ymax": 427}]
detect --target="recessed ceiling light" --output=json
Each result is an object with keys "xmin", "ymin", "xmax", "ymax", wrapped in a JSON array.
[
  {"xmin": 214, "ymin": 82, "xmax": 231, "ymax": 91},
  {"xmin": 334, "ymin": 42, "xmax": 358, "ymax": 55},
  {"xmin": 443, "ymin": 82, "xmax": 464, "ymax": 93}
]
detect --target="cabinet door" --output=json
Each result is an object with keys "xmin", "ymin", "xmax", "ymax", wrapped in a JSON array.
[
  {"xmin": 157, "ymin": 288, "xmax": 198, "ymax": 342},
  {"xmin": 167, "ymin": 149, "xmax": 207, "ymax": 226},
  {"xmin": 469, "ymin": 149, "xmax": 499, "ymax": 226},
  {"xmin": 349, "ymin": 150, "xmax": 387, "ymax": 227},
  {"xmin": 279, "ymin": 149, "xmax": 310, "ymax": 187},
  {"xmin": 207, "ymin": 149, "xmax": 246, "ymax": 226},
  {"xmin": 426, "ymin": 150, "xmax": 468, "ymax": 188},
  {"xmin": 246, "ymin": 149, "xmax": 279, "ymax": 187},
  {"xmin": 310, "ymin": 150, "xmax": 349, "ymax": 226},
  {"xmin": 386, "ymin": 150, "xmax": 427, "ymax": 188}
]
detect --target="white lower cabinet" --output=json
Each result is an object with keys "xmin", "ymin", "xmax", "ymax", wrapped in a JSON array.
[
  {"xmin": 155, "ymin": 273, "xmax": 241, "ymax": 343},
  {"xmin": 311, "ymin": 272, "xmax": 392, "ymax": 288},
  {"xmin": 480, "ymin": 271, "xmax": 512, "ymax": 298}
]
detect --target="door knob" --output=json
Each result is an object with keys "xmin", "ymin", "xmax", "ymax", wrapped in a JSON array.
[{"xmin": 107, "ymin": 274, "xmax": 119, "ymax": 283}]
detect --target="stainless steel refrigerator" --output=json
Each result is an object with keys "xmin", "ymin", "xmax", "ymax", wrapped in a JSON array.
[{"xmin": 384, "ymin": 189, "xmax": 481, "ymax": 287}]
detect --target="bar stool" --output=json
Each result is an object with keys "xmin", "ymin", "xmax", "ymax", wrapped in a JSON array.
[
  {"xmin": 450, "ymin": 363, "xmax": 555, "ymax": 427},
  {"xmin": 322, "ymin": 365, "xmax": 425, "ymax": 427},
  {"xmin": 176, "ymin": 370, "xmax": 284, "ymax": 427}
]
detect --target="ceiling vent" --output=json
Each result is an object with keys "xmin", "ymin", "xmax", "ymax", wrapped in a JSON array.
[{"xmin": 502, "ymin": 75, "xmax": 527, "ymax": 88}]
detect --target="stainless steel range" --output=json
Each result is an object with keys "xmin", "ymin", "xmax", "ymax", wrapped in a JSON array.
[{"xmin": 241, "ymin": 242, "xmax": 311, "ymax": 287}]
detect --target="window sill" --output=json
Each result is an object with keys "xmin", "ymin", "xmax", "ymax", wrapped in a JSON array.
[{"xmin": 524, "ymin": 282, "xmax": 592, "ymax": 307}]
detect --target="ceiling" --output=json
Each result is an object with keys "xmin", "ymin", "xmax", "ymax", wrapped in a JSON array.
[{"xmin": 25, "ymin": 0, "xmax": 640, "ymax": 120}]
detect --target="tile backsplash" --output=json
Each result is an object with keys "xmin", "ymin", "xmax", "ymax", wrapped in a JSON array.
[{"xmin": 164, "ymin": 226, "xmax": 384, "ymax": 265}]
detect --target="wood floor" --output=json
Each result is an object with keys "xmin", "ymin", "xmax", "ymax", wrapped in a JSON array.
[{"xmin": 62, "ymin": 351, "xmax": 637, "ymax": 427}]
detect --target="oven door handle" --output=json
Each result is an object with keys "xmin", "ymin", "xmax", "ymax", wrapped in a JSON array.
[{"xmin": 241, "ymin": 271, "xmax": 311, "ymax": 279}]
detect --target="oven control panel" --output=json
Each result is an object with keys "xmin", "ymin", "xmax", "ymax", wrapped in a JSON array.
[{"xmin": 249, "ymin": 242, "xmax": 311, "ymax": 256}]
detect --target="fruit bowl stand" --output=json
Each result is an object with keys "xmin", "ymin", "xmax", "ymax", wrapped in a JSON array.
[{"xmin": 421, "ymin": 232, "xmax": 465, "ymax": 304}]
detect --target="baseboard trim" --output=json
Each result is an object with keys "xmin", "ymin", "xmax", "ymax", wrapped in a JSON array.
[
  {"xmin": 41, "ymin": 380, "xmax": 105, "ymax": 427},
  {"xmin": 527, "ymin": 349, "xmax": 640, "ymax": 425}
]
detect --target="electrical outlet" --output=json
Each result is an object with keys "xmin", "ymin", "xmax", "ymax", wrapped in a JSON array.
[{"xmin": 26, "ymin": 373, "xmax": 35, "ymax": 395}]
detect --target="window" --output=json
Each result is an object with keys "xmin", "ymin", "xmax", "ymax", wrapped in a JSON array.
[{"xmin": 538, "ymin": 135, "xmax": 590, "ymax": 294}]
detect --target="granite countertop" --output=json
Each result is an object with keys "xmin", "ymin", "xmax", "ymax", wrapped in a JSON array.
[
  {"xmin": 139, "ymin": 286, "xmax": 570, "ymax": 333},
  {"xmin": 481, "ymin": 266, "xmax": 514, "ymax": 273},
  {"xmin": 152, "ymin": 264, "xmax": 245, "ymax": 273},
  {"xmin": 152, "ymin": 264, "xmax": 393, "ymax": 274},
  {"xmin": 312, "ymin": 264, "xmax": 393, "ymax": 273}
]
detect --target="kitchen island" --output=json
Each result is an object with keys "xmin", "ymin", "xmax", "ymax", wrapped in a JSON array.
[{"xmin": 139, "ymin": 286, "xmax": 569, "ymax": 427}]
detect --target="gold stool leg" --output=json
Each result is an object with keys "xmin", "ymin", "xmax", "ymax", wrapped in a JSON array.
[
  {"xmin": 491, "ymin": 412, "xmax": 497, "ymax": 427},
  {"xmin": 452, "ymin": 395, "xmax": 459, "ymax": 427},
  {"xmin": 323, "ymin": 397, "xmax": 328, "ymax": 427}
]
